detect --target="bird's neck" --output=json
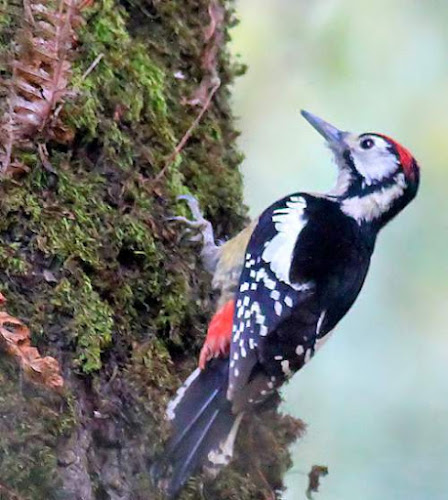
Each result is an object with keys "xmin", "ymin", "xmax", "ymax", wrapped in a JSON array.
[{"xmin": 328, "ymin": 172, "xmax": 409, "ymax": 229}]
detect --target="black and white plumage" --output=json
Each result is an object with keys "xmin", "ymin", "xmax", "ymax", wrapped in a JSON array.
[
  {"xmin": 227, "ymin": 192, "xmax": 376, "ymax": 412},
  {"xmin": 154, "ymin": 111, "xmax": 420, "ymax": 498}
]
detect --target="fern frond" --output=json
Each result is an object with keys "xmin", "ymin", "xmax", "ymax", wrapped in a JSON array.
[{"xmin": 0, "ymin": 0, "xmax": 90, "ymax": 174}]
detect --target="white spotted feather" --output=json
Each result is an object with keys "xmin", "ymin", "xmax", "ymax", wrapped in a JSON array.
[{"xmin": 262, "ymin": 196, "xmax": 307, "ymax": 286}]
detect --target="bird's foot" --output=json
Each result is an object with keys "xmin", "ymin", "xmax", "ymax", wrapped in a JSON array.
[{"xmin": 169, "ymin": 194, "xmax": 220, "ymax": 274}]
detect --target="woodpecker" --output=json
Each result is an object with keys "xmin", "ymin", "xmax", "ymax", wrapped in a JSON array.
[{"xmin": 154, "ymin": 111, "xmax": 420, "ymax": 498}]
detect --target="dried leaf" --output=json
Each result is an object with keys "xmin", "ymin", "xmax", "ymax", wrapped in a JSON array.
[
  {"xmin": 0, "ymin": 311, "xmax": 64, "ymax": 390},
  {"xmin": 306, "ymin": 465, "xmax": 329, "ymax": 499},
  {"xmin": 0, "ymin": 0, "xmax": 93, "ymax": 173}
]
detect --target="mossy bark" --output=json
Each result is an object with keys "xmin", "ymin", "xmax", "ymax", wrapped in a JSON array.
[{"xmin": 0, "ymin": 1, "xmax": 304, "ymax": 499}]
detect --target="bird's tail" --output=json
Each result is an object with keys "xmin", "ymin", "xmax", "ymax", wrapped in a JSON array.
[{"xmin": 152, "ymin": 358, "xmax": 243, "ymax": 499}]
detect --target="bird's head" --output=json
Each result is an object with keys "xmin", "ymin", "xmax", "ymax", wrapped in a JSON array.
[{"xmin": 301, "ymin": 110, "xmax": 420, "ymax": 227}]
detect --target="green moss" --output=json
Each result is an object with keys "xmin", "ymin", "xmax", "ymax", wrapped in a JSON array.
[
  {"xmin": 0, "ymin": 242, "xmax": 30, "ymax": 275},
  {"xmin": 0, "ymin": 358, "xmax": 72, "ymax": 498},
  {"xmin": 66, "ymin": 0, "xmax": 175, "ymax": 172},
  {"xmin": 51, "ymin": 275, "xmax": 114, "ymax": 373}
]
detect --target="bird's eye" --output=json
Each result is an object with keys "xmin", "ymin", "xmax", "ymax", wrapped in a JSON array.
[{"xmin": 360, "ymin": 138, "xmax": 375, "ymax": 150}]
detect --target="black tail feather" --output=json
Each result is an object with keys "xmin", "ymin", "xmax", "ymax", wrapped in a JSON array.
[{"xmin": 152, "ymin": 359, "xmax": 239, "ymax": 499}]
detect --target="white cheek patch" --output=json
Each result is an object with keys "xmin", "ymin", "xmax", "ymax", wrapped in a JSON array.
[
  {"xmin": 351, "ymin": 138, "xmax": 400, "ymax": 184},
  {"xmin": 262, "ymin": 196, "xmax": 307, "ymax": 287},
  {"xmin": 342, "ymin": 173, "xmax": 407, "ymax": 223}
]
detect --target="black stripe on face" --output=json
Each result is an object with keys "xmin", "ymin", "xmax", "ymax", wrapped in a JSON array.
[
  {"xmin": 342, "ymin": 149, "xmax": 364, "ymax": 189},
  {"xmin": 342, "ymin": 149, "xmax": 355, "ymax": 170}
]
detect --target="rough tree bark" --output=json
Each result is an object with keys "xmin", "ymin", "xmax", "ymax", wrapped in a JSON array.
[{"xmin": 0, "ymin": 1, "xmax": 304, "ymax": 499}]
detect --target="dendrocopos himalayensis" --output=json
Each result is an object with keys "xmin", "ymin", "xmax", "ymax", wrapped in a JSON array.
[{"xmin": 153, "ymin": 111, "xmax": 420, "ymax": 498}]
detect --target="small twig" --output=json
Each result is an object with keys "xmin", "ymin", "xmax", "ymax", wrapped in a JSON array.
[
  {"xmin": 81, "ymin": 53, "xmax": 104, "ymax": 81},
  {"xmin": 155, "ymin": 77, "xmax": 220, "ymax": 182},
  {"xmin": 77, "ymin": 0, "xmax": 94, "ymax": 8},
  {"xmin": 1, "ymin": 118, "xmax": 14, "ymax": 174},
  {"xmin": 153, "ymin": 0, "xmax": 225, "ymax": 184},
  {"xmin": 38, "ymin": 143, "xmax": 57, "ymax": 173}
]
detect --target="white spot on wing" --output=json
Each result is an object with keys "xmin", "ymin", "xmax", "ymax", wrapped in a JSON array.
[
  {"xmin": 274, "ymin": 301, "xmax": 282, "ymax": 316},
  {"xmin": 317, "ymin": 310, "xmax": 326, "ymax": 335},
  {"xmin": 251, "ymin": 302, "xmax": 261, "ymax": 314},
  {"xmin": 255, "ymin": 268, "xmax": 266, "ymax": 282},
  {"xmin": 304, "ymin": 349, "xmax": 312, "ymax": 363},
  {"xmin": 295, "ymin": 345, "xmax": 304, "ymax": 356},
  {"xmin": 295, "ymin": 282, "xmax": 313, "ymax": 292},
  {"xmin": 262, "ymin": 197, "xmax": 307, "ymax": 285},
  {"xmin": 281, "ymin": 359, "xmax": 292, "ymax": 377},
  {"xmin": 284, "ymin": 295, "xmax": 293, "ymax": 308},
  {"xmin": 264, "ymin": 276, "xmax": 277, "ymax": 290}
]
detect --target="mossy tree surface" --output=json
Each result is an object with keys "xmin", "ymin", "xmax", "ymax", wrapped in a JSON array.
[{"xmin": 0, "ymin": 1, "xmax": 304, "ymax": 499}]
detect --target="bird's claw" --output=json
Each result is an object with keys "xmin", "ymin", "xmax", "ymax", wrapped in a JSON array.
[
  {"xmin": 169, "ymin": 194, "xmax": 220, "ymax": 274},
  {"xmin": 166, "ymin": 215, "xmax": 206, "ymax": 230},
  {"xmin": 176, "ymin": 194, "xmax": 207, "ymax": 224},
  {"xmin": 169, "ymin": 195, "xmax": 214, "ymax": 241}
]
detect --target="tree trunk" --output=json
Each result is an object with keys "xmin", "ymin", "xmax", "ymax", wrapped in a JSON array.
[{"xmin": 0, "ymin": 1, "xmax": 303, "ymax": 499}]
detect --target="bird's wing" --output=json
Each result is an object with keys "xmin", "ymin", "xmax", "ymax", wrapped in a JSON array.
[{"xmin": 227, "ymin": 194, "xmax": 320, "ymax": 409}]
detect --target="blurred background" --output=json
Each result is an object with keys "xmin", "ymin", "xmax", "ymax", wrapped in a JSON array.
[{"xmin": 230, "ymin": 1, "xmax": 448, "ymax": 499}]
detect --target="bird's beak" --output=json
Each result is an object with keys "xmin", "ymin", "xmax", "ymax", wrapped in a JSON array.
[{"xmin": 301, "ymin": 110, "xmax": 348, "ymax": 151}]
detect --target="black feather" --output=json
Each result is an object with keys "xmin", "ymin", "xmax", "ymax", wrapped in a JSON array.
[{"xmin": 152, "ymin": 359, "xmax": 238, "ymax": 499}]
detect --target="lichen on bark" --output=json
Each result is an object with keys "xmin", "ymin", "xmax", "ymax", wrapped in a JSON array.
[{"xmin": 0, "ymin": 1, "xmax": 304, "ymax": 499}]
